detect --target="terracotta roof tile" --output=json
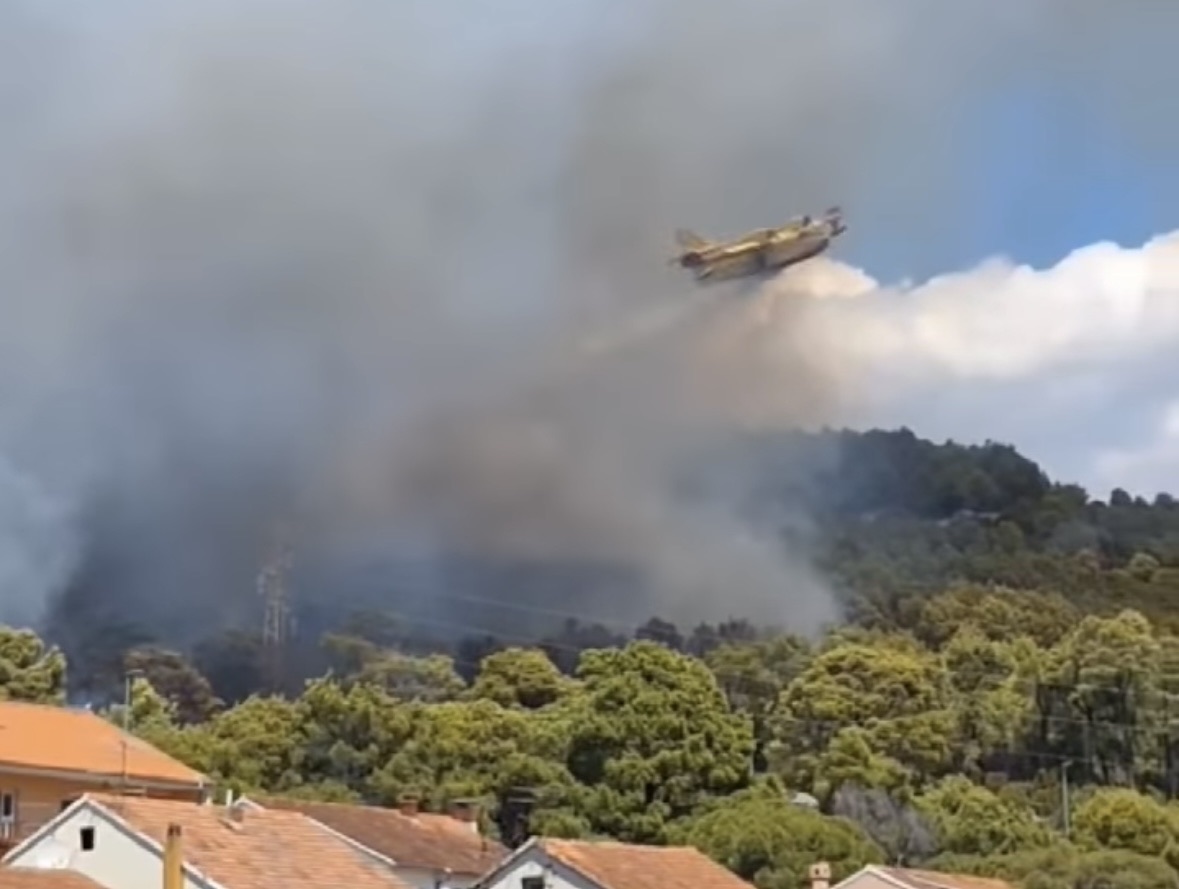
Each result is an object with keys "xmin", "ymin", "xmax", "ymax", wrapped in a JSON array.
[
  {"xmin": 0, "ymin": 868, "xmax": 105, "ymax": 889},
  {"xmin": 255, "ymin": 797, "xmax": 506, "ymax": 875},
  {"xmin": 87, "ymin": 793, "xmax": 409, "ymax": 889},
  {"xmin": 0, "ymin": 702, "xmax": 205, "ymax": 788},
  {"xmin": 876, "ymin": 867, "xmax": 1016, "ymax": 889},
  {"xmin": 539, "ymin": 839, "xmax": 754, "ymax": 889}
]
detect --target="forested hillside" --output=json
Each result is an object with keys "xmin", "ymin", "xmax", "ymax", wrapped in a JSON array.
[{"xmin": 7, "ymin": 427, "xmax": 1179, "ymax": 889}]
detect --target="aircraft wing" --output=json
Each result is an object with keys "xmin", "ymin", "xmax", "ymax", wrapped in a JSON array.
[{"xmin": 675, "ymin": 229, "xmax": 709, "ymax": 250}]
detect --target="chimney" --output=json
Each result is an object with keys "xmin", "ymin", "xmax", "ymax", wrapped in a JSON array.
[
  {"xmin": 398, "ymin": 794, "xmax": 420, "ymax": 817},
  {"xmin": 448, "ymin": 800, "xmax": 479, "ymax": 833},
  {"xmin": 809, "ymin": 862, "xmax": 831, "ymax": 889},
  {"xmin": 227, "ymin": 802, "xmax": 245, "ymax": 824},
  {"xmin": 162, "ymin": 824, "xmax": 182, "ymax": 889}
]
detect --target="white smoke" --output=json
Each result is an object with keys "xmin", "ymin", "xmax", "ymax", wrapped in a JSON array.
[{"xmin": 776, "ymin": 233, "xmax": 1179, "ymax": 495}]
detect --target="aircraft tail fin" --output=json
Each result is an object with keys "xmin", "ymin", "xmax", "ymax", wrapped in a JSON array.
[{"xmin": 675, "ymin": 229, "xmax": 709, "ymax": 250}]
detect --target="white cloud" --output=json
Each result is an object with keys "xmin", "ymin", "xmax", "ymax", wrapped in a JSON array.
[{"xmin": 760, "ymin": 232, "xmax": 1179, "ymax": 497}]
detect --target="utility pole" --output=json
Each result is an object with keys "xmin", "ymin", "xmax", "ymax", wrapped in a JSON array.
[
  {"xmin": 120, "ymin": 668, "xmax": 143, "ymax": 796},
  {"xmin": 1061, "ymin": 760, "xmax": 1072, "ymax": 839},
  {"xmin": 122, "ymin": 668, "xmax": 144, "ymax": 731},
  {"xmin": 258, "ymin": 520, "xmax": 295, "ymax": 693}
]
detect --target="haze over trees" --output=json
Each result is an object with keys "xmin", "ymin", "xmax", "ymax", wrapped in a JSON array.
[{"xmin": 8, "ymin": 427, "xmax": 1179, "ymax": 889}]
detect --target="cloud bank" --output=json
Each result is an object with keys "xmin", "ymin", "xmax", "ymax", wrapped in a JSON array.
[{"xmin": 783, "ymin": 232, "xmax": 1179, "ymax": 497}]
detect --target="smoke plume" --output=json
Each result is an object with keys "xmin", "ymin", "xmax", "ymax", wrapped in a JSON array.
[{"xmin": 1, "ymin": 0, "xmax": 1177, "ymax": 645}]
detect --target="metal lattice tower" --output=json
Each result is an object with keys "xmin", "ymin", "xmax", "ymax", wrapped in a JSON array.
[{"xmin": 257, "ymin": 520, "xmax": 294, "ymax": 687}]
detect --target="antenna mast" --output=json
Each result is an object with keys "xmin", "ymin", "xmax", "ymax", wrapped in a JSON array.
[{"xmin": 257, "ymin": 520, "xmax": 294, "ymax": 692}]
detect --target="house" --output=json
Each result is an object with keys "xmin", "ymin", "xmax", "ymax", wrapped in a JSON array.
[
  {"xmin": 1, "ymin": 792, "xmax": 411, "ymax": 889},
  {"xmin": 831, "ymin": 864, "xmax": 1016, "ymax": 889},
  {"xmin": 473, "ymin": 837, "xmax": 756, "ymax": 889},
  {"xmin": 0, "ymin": 701, "xmax": 209, "ymax": 852},
  {"xmin": 244, "ymin": 795, "xmax": 506, "ymax": 889}
]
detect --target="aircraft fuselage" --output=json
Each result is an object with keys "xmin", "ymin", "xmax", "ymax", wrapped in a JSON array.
[{"xmin": 685, "ymin": 232, "xmax": 834, "ymax": 284}]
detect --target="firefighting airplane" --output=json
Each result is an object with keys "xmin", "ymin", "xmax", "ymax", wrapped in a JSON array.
[{"xmin": 671, "ymin": 207, "xmax": 846, "ymax": 284}]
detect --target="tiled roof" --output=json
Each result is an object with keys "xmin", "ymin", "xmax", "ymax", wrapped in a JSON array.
[
  {"xmin": 87, "ymin": 794, "xmax": 410, "ymax": 889},
  {"xmin": 255, "ymin": 797, "xmax": 505, "ymax": 875},
  {"xmin": 0, "ymin": 701, "xmax": 205, "ymax": 787},
  {"xmin": 0, "ymin": 868, "xmax": 105, "ymax": 888},
  {"xmin": 538, "ymin": 839, "xmax": 754, "ymax": 889},
  {"xmin": 874, "ymin": 867, "xmax": 1016, "ymax": 889}
]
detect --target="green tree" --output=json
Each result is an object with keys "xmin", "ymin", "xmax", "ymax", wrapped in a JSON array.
[
  {"xmin": 321, "ymin": 633, "xmax": 466, "ymax": 702},
  {"xmin": 0, "ymin": 625, "xmax": 66, "ymax": 703},
  {"xmin": 929, "ymin": 847, "xmax": 1179, "ymax": 889},
  {"xmin": 675, "ymin": 785, "xmax": 882, "ymax": 889},
  {"xmin": 918, "ymin": 776, "xmax": 1051, "ymax": 856},
  {"xmin": 916, "ymin": 587, "xmax": 1079, "ymax": 650},
  {"xmin": 941, "ymin": 627, "xmax": 1034, "ymax": 773},
  {"xmin": 1071, "ymin": 788, "xmax": 1175, "ymax": 859},
  {"xmin": 770, "ymin": 640, "xmax": 953, "ymax": 793},
  {"xmin": 198, "ymin": 694, "xmax": 305, "ymax": 792},
  {"xmin": 375, "ymin": 697, "xmax": 579, "ymax": 822},
  {"xmin": 705, "ymin": 635, "xmax": 811, "ymax": 770},
  {"xmin": 296, "ymin": 678, "xmax": 415, "ymax": 795},
  {"xmin": 106, "ymin": 675, "xmax": 178, "ymax": 736},
  {"xmin": 1043, "ymin": 612, "xmax": 1162, "ymax": 786},
  {"xmin": 566, "ymin": 641, "xmax": 754, "ymax": 842},
  {"xmin": 469, "ymin": 648, "xmax": 573, "ymax": 709},
  {"xmin": 358, "ymin": 653, "xmax": 466, "ymax": 703},
  {"xmin": 124, "ymin": 646, "xmax": 221, "ymax": 724}
]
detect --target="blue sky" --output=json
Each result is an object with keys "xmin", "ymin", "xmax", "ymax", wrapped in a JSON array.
[
  {"xmin": 964, "ymin": 87, "xmax": 1164, "ymax": 268},
  {"xmin": 848, "ymin": 80, "xmax": 1172, "ymax": 282}
]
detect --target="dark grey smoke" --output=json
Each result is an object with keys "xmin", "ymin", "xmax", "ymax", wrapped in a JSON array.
[{"xmin": 2, "ymin": 0, "xmax": 1175, "ymax": 645}]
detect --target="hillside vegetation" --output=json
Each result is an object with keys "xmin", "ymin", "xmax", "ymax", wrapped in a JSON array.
[{"xmin": 7, "ymin": 427, "xmax": 1179, "ymax": 889}]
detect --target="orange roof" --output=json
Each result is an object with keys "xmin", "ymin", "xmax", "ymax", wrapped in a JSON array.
[
  {"xmin": 0, "ymin": 868, "xmax": 105, "ymax": 888},
  {"xmin": 0, "ymin": 701, "xmax": 205, "ymax": 787},
  {"xmin": 873, "ymin": 868, "xmax": 1016, "ymax": 889},
  {"xmin": 538, "ymin": 839, "xmax": 754, "ymax": 889},
  {"xmin": 255, "ymin": 797, "xmax": 505, "ymax": 875},
  {"xmin": 87, "ymin": 794, "xmax": 409, "ymax": 889}
]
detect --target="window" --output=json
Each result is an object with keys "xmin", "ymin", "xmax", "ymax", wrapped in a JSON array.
[
  {"xmin": 79, "ymin": 826, "xmax": 95, "ymax": 851},
  {"xmin": 0, "ymin": 793, "xmax": 13, "ymax": 840},
  {"xmin": 521, "ymin": 877, "xmax": 545, "ymax": 889}
]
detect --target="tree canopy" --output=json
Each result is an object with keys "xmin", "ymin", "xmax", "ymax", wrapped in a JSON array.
[{"xmin": 14, "ymin": 598, "xmax": 1179, "ymax": 888}]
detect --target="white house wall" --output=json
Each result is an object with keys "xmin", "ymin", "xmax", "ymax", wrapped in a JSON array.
[
  {"xmin": 480, "ymin": 846, "xmax": 598, "ymax": 889},
  {"xmin": 6, "ymin": 804, "xmax": 207, "ymax": 889},
  {"xmin": 446, "ymin": 872, "xmax": 481, "ymax": 889}
]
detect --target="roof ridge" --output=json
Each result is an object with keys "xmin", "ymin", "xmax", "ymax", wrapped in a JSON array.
[
  {"xmin": 0, "ymin": 698, "xmax": 74, "ymax": 708},
  {"xmin": 546, "ymin": 838, "xmax": 703, "ymax": 851},
  {"xmin": 299, "ymin": 800, "xmax": 454, "ymax": 816},
  {"xmin": 880, "ymin": 866, "xmax": 1012, "ymax": 889},
  {"xmin": 898, "ymin": 867, "xmax": 1004, "ymax": 880}
]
